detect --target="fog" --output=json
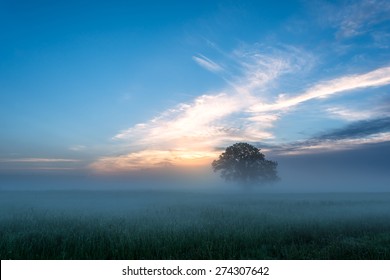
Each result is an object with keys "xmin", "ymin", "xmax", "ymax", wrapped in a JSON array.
[
  {"xmin": 1, "ymin": 144, "xmax": 390, "ymax": 259},
  {"xmin": 1, "ymin": 142, "xmax": 389, "ymax": 192},
  {"xmin": 274, "ymin": 142, "xmax": 390, "ymax": 192},
  {"xmin": 1, "ymin": 144, "xmax": 389, "ymax": 225}
]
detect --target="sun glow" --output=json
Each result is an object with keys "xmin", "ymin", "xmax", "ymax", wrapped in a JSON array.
[{"xmin": 89, "ymin": 149, "xmax": 219, "ymax": 173}]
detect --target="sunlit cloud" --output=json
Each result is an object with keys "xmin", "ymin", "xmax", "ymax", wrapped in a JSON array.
[
  {"xmin": 90, "ymin": 149, "xmax": 219, "ymax": 173},
  {"xmin": 249, "ymin": 66, "xmax": 390, "ymax": 113},
  {"xmin": 93, "ymin": 49, "xmax": 296, "ymax": 172},
  {"xmin": 113, "ymin": 50, "xmax": 297, "ymax": 149},
  {"xmin": 91, "ymin": 44, "xmax": 390, "ymax": 172},
  {"xmin": 114, "ymin": 93, "xmax": 243, "ymax": 144}
]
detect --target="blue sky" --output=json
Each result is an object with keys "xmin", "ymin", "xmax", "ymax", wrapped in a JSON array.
[{"xmin": 1, "ymin": 0, "xmax": 390, "ymax": 173}]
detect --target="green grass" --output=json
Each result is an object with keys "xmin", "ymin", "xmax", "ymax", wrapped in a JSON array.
[{"xmin": 1, "ymin": 191, "xmax": 390, "ymax": 259}]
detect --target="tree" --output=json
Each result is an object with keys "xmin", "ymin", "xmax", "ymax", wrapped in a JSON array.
[{"xmin": 212, "ymin": 142, "xmax": 279, "ymax": 185}]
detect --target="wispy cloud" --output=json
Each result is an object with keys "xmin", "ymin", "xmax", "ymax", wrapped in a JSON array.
[
  {"xmin": 274, "ymin": 117, "xmax": 390, "ymax": 155},
  {"xmin": 92, "ymin": 48, "xmax": 298, "ymax": 172},
  {"xmin": 113, "ymin": 48, "xmax": 300, "ymax": 148},
  {"xmin": 0, "ymin": 158, "xmax": 80, "ymax": 163},
  {"xmin": 91, "ymin": 44, "xmax": 390, "ymax": 172},
  {"xmin": 249, "ymin": 66, "xmax": 390, "ymax": 113},
  {"xmin": 326, "ymin": 95, "xmax": 390, "ymax": 122},
  {"xmin": 69, "ymin": 145, "xmax": 86, "ymax": 151},
  {"xmin": 326, "ymin": 107, "xmax": 376, "ymax": 121},
  {"xmin": 318, "ymin": 0, "xmax": 390, "ymax": 39},
  {"xmin": 17, "ymin": 167, "xmax": 78, "ymax": 170},
  {"xmin": 113, "ymin": 93, "xmax": 251, "ymax": 146},
  {"xmin": 315, "ymin": 117, "xmax": 390, "ymax": 141},
  {"xmin": 192, "ymin": 54, "xmax": 224, "ymax": 72},
  {"xmin": 278, "ymin": 132, "xmax": 390, "ymax": 155}
]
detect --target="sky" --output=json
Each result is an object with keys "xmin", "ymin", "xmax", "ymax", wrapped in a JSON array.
[{"xmin": 0, "ymin": 0, "xmax": 389, "ymax": 187}]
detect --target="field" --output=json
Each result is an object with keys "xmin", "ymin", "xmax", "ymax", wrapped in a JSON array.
[{"xmin": 1, "ymin": 190, "xmax": 390, "ymax": 259}]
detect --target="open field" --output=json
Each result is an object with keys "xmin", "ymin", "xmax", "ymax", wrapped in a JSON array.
[{"xmin": 1, "ymin": 190, "xmax": 390, "ymax": 259}]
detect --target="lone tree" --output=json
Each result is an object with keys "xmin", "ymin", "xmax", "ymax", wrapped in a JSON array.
[{"xmin": 212, "ymin": 142, "xmax": 279, "ymax": 185}]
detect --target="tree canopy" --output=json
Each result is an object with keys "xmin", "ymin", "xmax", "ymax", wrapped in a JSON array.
[{"xmin": 212, "ymin": 142, "xmax": 279, "ymax": 185}]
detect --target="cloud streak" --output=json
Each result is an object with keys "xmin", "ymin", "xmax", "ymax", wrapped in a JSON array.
[
  {"xmin": 69, "ymin": 145, "xmax": 86, "ymax": 151},
  {"xmin": 0, "ymin": 158, "xmax": 80, "ymax": 163},
  {"xmin": 316, "ymin": 117, "xmax": 390, "ymax": 141},
  {"xmin": 249, "ymin": 66, "xmax": 390, "ymax": 113},
  {"xmin": 192, "ymin": 54, "xmax": 224, "ymax": 72},
  {"xmin": 326, "ymin": 107, "xmax": 376, "ymax": 121},
  {"xmin": 277, "ymin": 132, "xmax": 390, "ymax": 155},
  {"xmin": 273, "ymin": 117, "xmax": 390, "ymax": 155}
]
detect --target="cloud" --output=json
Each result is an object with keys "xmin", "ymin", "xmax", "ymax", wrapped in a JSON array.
[
  {"xmin": 278, "ymin": 132, "xmax": 390, "ymax": 155},
  {"xmin": 69, "ymin": 145, "xmax": 86, "ymax": 151},
  {"xmin": 92, "ymin": 48, "xmax": 298, "ymax": 172},
  {"xmin": 113, "ymin": 93, "xmax": 255, "ymax": 148},
  {"xmin": 316, "ymin": 117, "xmax": 390, "ymax": 141},
  {"xmin": 249, "ymin": 66, "xmax": 390, "ymax": 113},
  {"xmin": 326, "ymin": 107, "xmax": 376, "ymax": 121},
  {"xmin": 0, "ymin": 158, "xmax": 80, "ymax": 163},
  {"xmin": 192, "ymin": 54, "xmax": 224, "ymax": 72},
  {"xmin": 113, "ymin": 49, "xmax": 299, "ymax": 150},
  {"xmin": 91, "ymin": 45, "xmax": 390, "ymax": 172},
  {"xmin": 18, "ymin": 167, "xmax": 78, "ymax": 170},
  {"xmin": 90, "ymin": 150, "xmax": 219, "ymax": 173},
  {"xmin": 326, "ymin": 95, "xmax": 390, "ymax": 121},
  {"xmin": 274, "ymin": 117, "xmax": 390, "ymax": 155},
  {"xmin": 319, "ymin": 0, "xmax": 390, "ymax": 39}
]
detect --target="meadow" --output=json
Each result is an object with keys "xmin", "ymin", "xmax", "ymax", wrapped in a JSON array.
[{"xmin": 1, "ymin": 190, "xmax": 390, "ymax": 259}]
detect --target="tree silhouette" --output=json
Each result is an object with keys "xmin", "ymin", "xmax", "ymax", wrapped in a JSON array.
[{"xmin": 212, "ymin": 143, "xmax": 279, "ymax": 185}]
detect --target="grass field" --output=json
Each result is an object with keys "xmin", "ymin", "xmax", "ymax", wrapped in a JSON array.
[{"xmin": 1, "ymin": 190, "xmax": 390, "ymax": 259}]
